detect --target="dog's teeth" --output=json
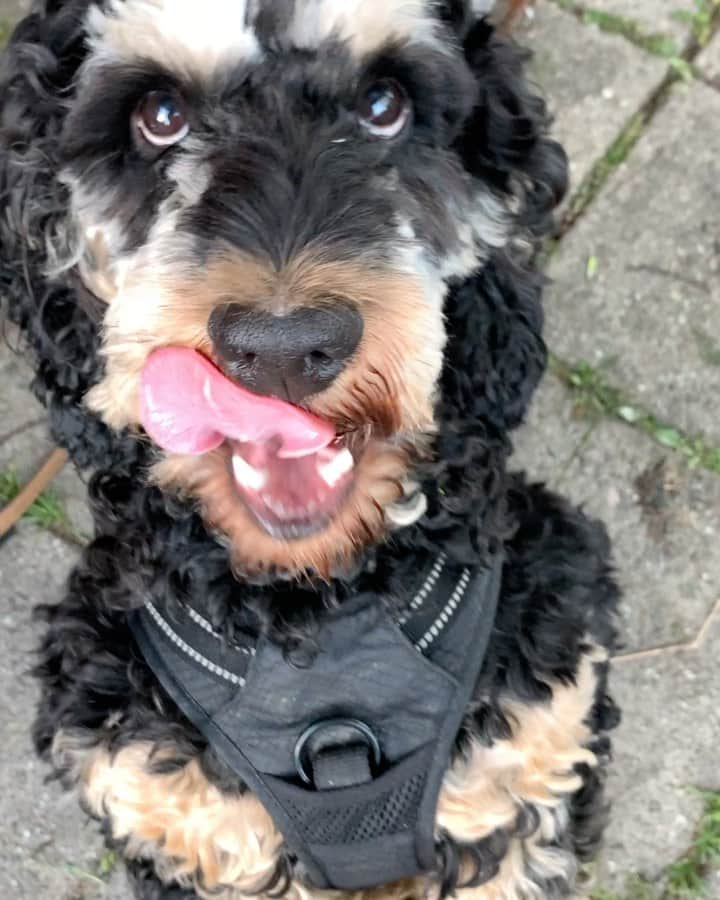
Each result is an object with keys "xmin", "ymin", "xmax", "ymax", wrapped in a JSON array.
[
  {"xmin": 232, "ymin": 454, "xmax": 267, "ymax": 491},
  {"xmin": 316, "ymin": 448, "xmax": 354, "ymax": 487}
]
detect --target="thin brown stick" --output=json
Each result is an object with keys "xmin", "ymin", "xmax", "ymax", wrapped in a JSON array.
[
  {"xmin": 612, "ymin": 596, "xmax": 720, "ymax": 664},
  {"xmin": 0, "ymin": 447, "xmax": 69, "ymax": 538}
]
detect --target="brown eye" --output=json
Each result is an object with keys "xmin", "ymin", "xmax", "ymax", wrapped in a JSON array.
[
  {"xmin": 358, "ymin": 78, "xmax": 411, "ymax": 138},
  {"xmin": 133, "ymin": 91, "xmax": 190, "ymax": 148}
]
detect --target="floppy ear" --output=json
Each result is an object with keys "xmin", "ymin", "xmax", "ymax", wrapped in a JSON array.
[
  {"xmin": 1, "ymin": 2, "xmax": 136, "ymax": 468},
  {"xmin": 456, "ymin": 17, "xmax": 568, "ymax": 237},
  {"xmin": 441, "ymin": 254, "xmax": 546, "ymax": 434},
  {"xmin": 429, "ymin": 15, "xmax": 566, "ymax": 435}
]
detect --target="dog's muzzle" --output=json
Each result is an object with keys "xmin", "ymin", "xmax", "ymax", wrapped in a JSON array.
[{"xmin": 130, "ymin": 552, "xmax": 503, "ymax": 891}]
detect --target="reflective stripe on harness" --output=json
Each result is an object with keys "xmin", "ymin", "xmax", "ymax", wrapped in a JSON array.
[{"xmin": 130, "ymin": 553, "xmax": 503, "ymax": 892}]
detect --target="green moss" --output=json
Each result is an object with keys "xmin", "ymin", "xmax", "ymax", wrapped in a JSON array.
[
  {"xmin": 666, "ymin": 791, "xmax": 720, "ymax": 897},
  {"xmin": 673, "ymin": 0, "xmax": 720, "ymax": 47},
  {"xmin": 550, "ymin": 356, "xmax": 720, "ymax": 475},
  {"xmin": 547, "ymin": 0, "xmax": 681, "ymax": 57},
  {"xmin": 561, "ymin": 106, "xmax": 654, "ymax": 231},
  {"xmin": 96, "ymin": 849, "xmax": 120, "ymax": 879},
  {"xmin": 582, "ymin": 9, "xmax": 680, "ymax": 57}
]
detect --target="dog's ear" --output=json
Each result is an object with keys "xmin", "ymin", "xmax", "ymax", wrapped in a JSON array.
[
  {"xmin": 436, "ymin": 16, "xmax": 565, "ymax": 432},
  {"xmin": 453, "ymin": 17, "xmax": 568, "ymax": 237},
  {"xmin": 442, "ymin": 255, "xmax": 546, "ymax": 433},
  {"xmin": 0, "ymin": 2, "xmax": 132, "ymax": 468}
]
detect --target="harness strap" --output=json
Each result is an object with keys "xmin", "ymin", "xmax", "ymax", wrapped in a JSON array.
[{"xmin": 130, "ymin": 553, "xmax": 503, "ymax": 891}]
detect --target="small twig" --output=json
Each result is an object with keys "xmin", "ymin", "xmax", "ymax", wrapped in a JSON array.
[
  {"xmin": 612, "ymin": 596, "xmax": 720, "ymax": 664},
  {"xmin": 0, "ymin": 447, "xmax": 69, "ymax": 538},
  {"xmin": 0, "ymin": 416, "xmax": 46, "ymax": 446}
]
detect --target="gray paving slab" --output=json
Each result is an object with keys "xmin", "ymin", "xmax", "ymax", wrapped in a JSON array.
[
  {"xmin": 514, "ymin": 404, "xmax": 720, "ymax": 653},
  {"xmin": 0, "ymin": 525, "xmax": 130, "ymax": 899},
  {"xmin": 511, "ymin": 372, "xmax": 597, "ymax": 485},
  {"xmin": 545, "ymin": 79, "xmax": 720, "ymax": 446},
  {"xmin": 0, "ymin": 0, "xmax": 28, "ymax": 40},
  {"xmin": 598, "ymin": 612, "xmax": 720, "ymax": 891},
  {"xmin": 576, "ymin": 0, "xmax": 697, "ymax": 46},
  {"xmin": 522, "ymin": 1, "xmax": 668, "ymax": 194}
]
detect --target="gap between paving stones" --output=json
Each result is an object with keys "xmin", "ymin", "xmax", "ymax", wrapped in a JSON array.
[
  {"xmin": 540, "ymin": 2, "xmax": 720, "ymax": 463},
  {"xmin": 547, "ymin": 0, "xmax": 720, "ymax": 59},
  {"xmin": 547, "ymin": 0, "xmax": 690, "ymax": 58},
  {"xmin": 549, "ymin": 356, "xmax": 720, "ymax": 475},
  {"xmin": 544, "ymin": 0, "xmax": 720, "ymax": 239}
]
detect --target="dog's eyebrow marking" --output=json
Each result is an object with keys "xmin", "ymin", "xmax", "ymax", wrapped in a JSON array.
[
  {"xmin": 287, "ymin": 0, "xmax": 446, "ymax": 56},
  {"xmin": 86, "ymin": 0, "xmax": 263, "ymax": 80}
]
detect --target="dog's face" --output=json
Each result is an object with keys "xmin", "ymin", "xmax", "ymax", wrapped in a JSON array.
[{"xmin": 7, "ymin": 0, "xmax": 558, "ymax": 578}]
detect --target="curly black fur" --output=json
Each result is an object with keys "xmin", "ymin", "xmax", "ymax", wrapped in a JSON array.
[{"xmin": 1, "ymin": 3, "xmax": 619, "ymax": 898}]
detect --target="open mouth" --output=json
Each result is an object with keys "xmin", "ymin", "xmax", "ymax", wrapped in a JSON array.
[
  {"xmin": 230, "ymin": 438, "xmax": 356, "ymax": 539},
  {"xmin": 140, "ymin": 347, "xmax": 359, "ymax": 540}
]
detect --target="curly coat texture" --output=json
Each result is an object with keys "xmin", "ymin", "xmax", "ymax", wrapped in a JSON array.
[{"xmin": 1, "ymin": 3, "xmax": 619, "ymax": 898}]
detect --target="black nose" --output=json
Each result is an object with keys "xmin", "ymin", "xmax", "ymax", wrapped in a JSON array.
[{"xmin": 208, "ymin": 303, "xmax": 363, "ymax": 402}]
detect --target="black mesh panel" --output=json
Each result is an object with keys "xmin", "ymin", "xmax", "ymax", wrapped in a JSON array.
[{"xmin": 284, "ymin": 772, "xmax": 426, "ymax": 845}]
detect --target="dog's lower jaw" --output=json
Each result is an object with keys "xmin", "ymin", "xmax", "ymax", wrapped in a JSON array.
[{"xmin": 151, "ymin": 438, "xmax": 411, "ymax": 580}]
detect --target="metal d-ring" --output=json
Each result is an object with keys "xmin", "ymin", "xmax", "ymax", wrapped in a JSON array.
[{"xmin": 294, "ymin": 718, "xmax": 382, "ymax": 786}]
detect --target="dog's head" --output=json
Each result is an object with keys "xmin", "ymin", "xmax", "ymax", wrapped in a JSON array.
[{"xmin": 1, "ymin": 0, "xmax": 565, "ymax": 578}]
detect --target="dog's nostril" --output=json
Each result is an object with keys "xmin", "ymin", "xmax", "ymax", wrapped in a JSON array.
[{"xmin": 208, "ymin": 303, "xmax": 363, "ymax": 403}]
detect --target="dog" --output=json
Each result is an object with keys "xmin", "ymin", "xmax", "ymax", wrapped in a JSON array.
[{"xmin": 0, "ymin": 2, "xmax": 620, "ymax": 898}]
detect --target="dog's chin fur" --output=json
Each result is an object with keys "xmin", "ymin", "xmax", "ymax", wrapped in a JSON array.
[
  {"xmin": 1, "ymin": 3, "xmax": 620, "ymax": 898},
  {"xmin": 151, "ymin": 437, "xmax": 411, "ymax": 580}
]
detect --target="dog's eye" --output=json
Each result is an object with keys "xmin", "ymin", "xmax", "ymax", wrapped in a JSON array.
[
  {"xmin": 133, "ymin": 91, "xmax": 190, "ymax": 148},
  {"xmin": 357, "ymin": 79, "xmax": 411, "ymax": 138}
]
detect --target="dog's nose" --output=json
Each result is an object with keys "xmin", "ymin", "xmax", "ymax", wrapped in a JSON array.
[{"xmin": 208, "ymin": 303, "xmax": 363, "ymax": 402}]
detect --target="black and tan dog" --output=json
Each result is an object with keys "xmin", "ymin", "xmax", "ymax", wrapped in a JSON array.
[{"xmin": 1, "ymin": 1, "xmax": 619, "ymax": 897}]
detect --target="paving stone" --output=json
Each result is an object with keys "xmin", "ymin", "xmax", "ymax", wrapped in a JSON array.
[
  {"xmin": 599, "ymin": 612, "xmax": 720, "ymax": 890},
  {"xmin": 0, "ymin": 0, "xmax": 28, "ymax": 41},
  {"xmin": 521, "ymin": 1, "xmax": 667, "ymax": 192},
  {"xmin": 511, "ymin": 372, "xmax": 597, "ymax": 484},
  {"xmin": 578, "ymin": 0, "xmax": 697, "ymax": 47},
  {"xmin": 545, "ymin": 80, "xmax": 720, "ymax": 446},
  {"xmin": 516, "ymin": 403, "xmax": 720, "ymax": 653},
  {"xmin": 0, "ymin": 525, "xmax": 130, "ymax": 899},
  {"xmin": 697, "ymin": 29, "xmax": 720, "ymax": 83}
]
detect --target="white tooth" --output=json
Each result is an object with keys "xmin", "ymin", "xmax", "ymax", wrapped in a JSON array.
[
  {"xmin": 316, "ymin": 448, "xmax": 354, "ymax": 487},
  {"xmin": 232, "ymin": 454, "xmax": 267, "ymax": 491}
]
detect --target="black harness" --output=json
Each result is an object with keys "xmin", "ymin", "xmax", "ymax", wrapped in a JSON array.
[{"xmin": 130, "ymin": 553, "xmax": 503, "ymax": 892}]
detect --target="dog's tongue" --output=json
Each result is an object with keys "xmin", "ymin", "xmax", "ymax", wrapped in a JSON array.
[{"xmin": 140, "ymin": 347, "xmax": 336, "ymax": 457}]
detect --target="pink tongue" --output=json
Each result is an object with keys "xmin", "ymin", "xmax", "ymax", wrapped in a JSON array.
[{"xmin": 140, "ymin": 347, "xmax": 336, "ymax": 457}]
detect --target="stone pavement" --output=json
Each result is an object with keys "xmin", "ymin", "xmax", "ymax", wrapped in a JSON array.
[{"xmin": 0, "ymin": 2, "xmax": 719, "ymax": 899}]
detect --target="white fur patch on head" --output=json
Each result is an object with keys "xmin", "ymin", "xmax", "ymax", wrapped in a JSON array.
[
  {"xmin": 288, "ymin": 0, "xmax": 445, "ymax": 56},
  {"xmin": 86, "ymin": 0, "xmax": 262, "ymax": 80}
]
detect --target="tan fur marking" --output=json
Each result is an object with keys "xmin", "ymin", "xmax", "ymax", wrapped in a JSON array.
[
  {"xmin": 87, "ymin": 252, "xmax": 442, "ymax": 436},
  {"xmin": 85, "ymin": 250, "xmax": 443, "ymax": 575},
  {"xmin": 437, "ymin": 655, "xmax": 598, "ymax": 843},
  {"xmin": 77, "ymin": 742, "xmax": 282, "ymax": 894},
  {"xmin": 58, "ymin": 657, "xmax": 598, "ymax": 899}
]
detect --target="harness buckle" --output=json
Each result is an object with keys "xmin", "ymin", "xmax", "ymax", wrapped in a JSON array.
[{"xmin": 294, "ymin": 718, "xmax": 382, "ymax": 789}]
